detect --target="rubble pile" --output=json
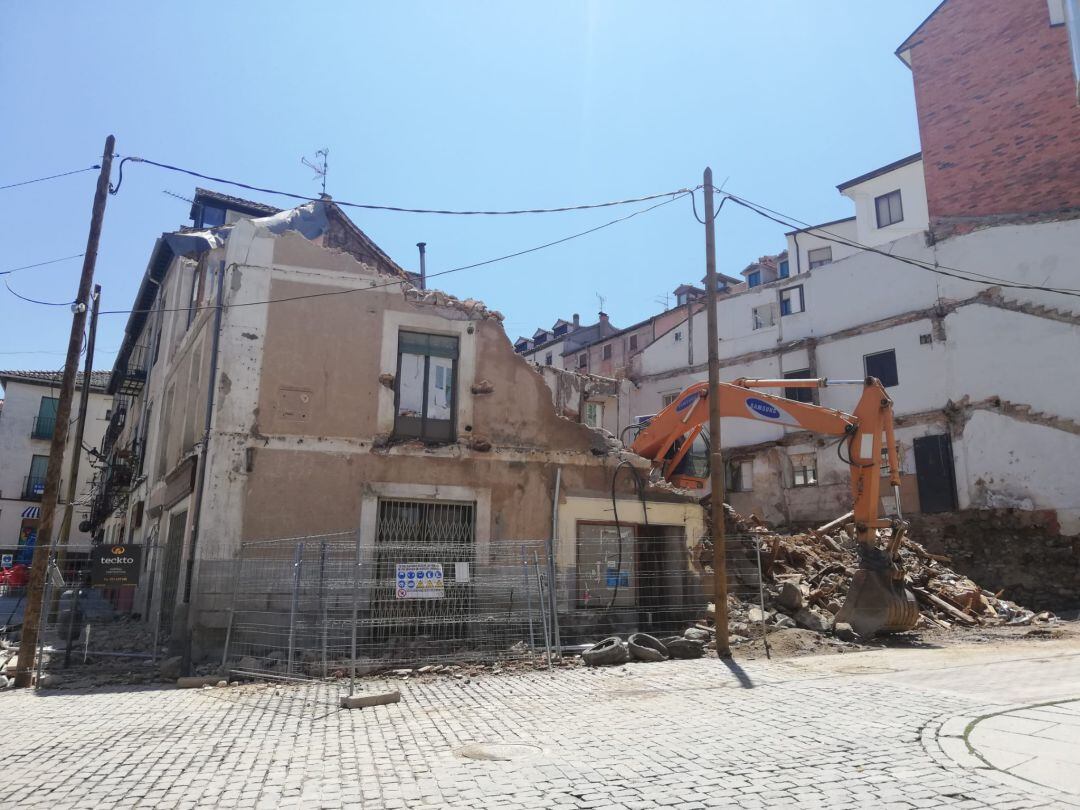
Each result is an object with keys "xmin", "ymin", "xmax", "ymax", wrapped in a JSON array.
[{"xmin": 703, "ymin": 507, "xmax": 1053, "ymax": 642}]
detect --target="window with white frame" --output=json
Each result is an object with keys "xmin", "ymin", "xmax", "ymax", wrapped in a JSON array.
[
  {"xmin": 791, "ymin": 452, "xmax": 817, "ymax": 487},
  {"xmin": 807, "ymin": 247, "xmax": 832, "ymax": 269},
  {"xmin": 752, "ymin": 303, "xmax": 775, "ymax": 330},
  {"xmin": 875, "ymin": 189, "xmax": 904, "ymax": 228},
  {"xmin": 673, "ymin": 330, "xmax": 683, "ymax": 343},
  {"xmin": 779, "ymin": 285, "xmax": 805, "ymax": 316}
]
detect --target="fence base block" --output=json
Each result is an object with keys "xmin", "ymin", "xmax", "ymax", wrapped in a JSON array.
[
  {"xmin": 176, "ymin": 676, "xmax": 223, "ymax": 689},
  {"xmin": 340, "ymin": 690, "xmax": 401, "ymax": 710}
]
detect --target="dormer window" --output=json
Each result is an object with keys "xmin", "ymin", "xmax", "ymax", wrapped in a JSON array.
[
  {"xmin": 747, "ymin": 270, "xmax": 762, "ymax": 288},
  {"xmin": 778, "ymin": 259, "xmax": 789, "ymax": 279},
  {"xmin": 875, "ymin": 190, "xmax": 904, "ymax": 228},
  {"xmin": 676, "ymin": 292, "xmax": 688, "ymax": 306},
  {"xmin": 197, "ymin": 204, "xmax": 226, "ymax": 229},
  {"xmin": 553, "ymin": 323, "xmax": 568, "ymax": 337}
]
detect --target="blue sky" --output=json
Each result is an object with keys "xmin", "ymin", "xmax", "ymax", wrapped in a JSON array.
[{"xmin": 0, "ymin": 2, "xmax": 937, "ymax": 370}]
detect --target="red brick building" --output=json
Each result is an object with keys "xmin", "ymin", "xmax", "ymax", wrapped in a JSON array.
[{"xmin": 897, "ymin": 0, "xmax": 1080, "ymax": 231}]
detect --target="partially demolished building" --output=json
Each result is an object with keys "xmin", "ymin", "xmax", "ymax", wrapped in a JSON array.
[{"xmin": 92, "ymin": 194, "xmax": 703, "ymax": 658}]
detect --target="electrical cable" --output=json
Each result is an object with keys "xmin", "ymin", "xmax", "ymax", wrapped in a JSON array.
[
  {"xmin": 4, "ymin": 279, "xmax": 76, "ymax": 307},
  {"xmin": 718, "ymin": 189, "xmax": 1080, "ymax": 299},
  {"xmin": 607, "ymin": 459, "xmax": 651, "ymax": 612},
  {"xmin": 688, "ymin": 185, "xmax": 727, "ymax": 225},
  {"xmin": 91, "ymin": 192, "xmax": 689, "ymax": 317},
  {"xmin": 0, "ymin": 166, "xmax": 100, "ymax": 191},
  {"xmin": 110, "ymin": 155, "xmax": 692, "ymax": 215},
  {"xmin": 0, "ymin": 254, "xmax": 85, "ymax": 276}
]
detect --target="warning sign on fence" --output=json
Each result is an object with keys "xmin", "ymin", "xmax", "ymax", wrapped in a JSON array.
[{"xmin": 395, "ymin": 562, "xmax": 444, "ymax": 599}]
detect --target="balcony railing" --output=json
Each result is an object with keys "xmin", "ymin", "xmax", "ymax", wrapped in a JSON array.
[
  {"xmin": 31, "ymin": 415, "xmax": 56, "ymax": 440},
  {"xmin": 116, "ymin": 344, "xmax": 149, "ymax": 396},
  {"xmin": 22, "ymin": 475, "xmax": 47, "ymax": 501}
]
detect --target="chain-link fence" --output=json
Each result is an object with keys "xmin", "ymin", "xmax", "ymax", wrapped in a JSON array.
[
  {"xmin": 215, "ymin": 525, "xmax": 771, "ymax": 687},
  {"xmin": 220, "ymin": 533, "xmax": 557, "ymax": 689}
]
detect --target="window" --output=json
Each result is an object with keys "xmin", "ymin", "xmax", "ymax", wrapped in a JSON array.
[
  {"xmin": 673, "ymin": 331, "xmax": 683, "ymax": 343},
  {"xmin": 629, "ymin": 334, "xmax": 638, "ymax": 352},
  {"xmin": 515, "ymin": 341, "xmax": 529, "ymax": 354},
  {"xmin": 584, "ymin": 402, "xmax": 604, "ymax": 428},
  {"xmin": 779, "ymin": 285, "xmax": 805, "ymax": 316},
  {"xmin": 661, "ymin": 392, "xmax": 679, "ymax": 408},
  {"xmin": 783, "ymin": 369, "xmax": 815, "ymax": 403},
  {"xmin": 778, "ymin": 259, "xmax": 790, "ymax": 279},
  {"xmin": 553, "ymin": 323, "xmax": 568, "ymax": 337},
  {"xmin": 544, "ymin": 352, "xmax": 553, "ymax": 366},
  {"xmin": 791, "ymin": 452, "xmax": 817, "ymax": 487},
  {"xmin": 676, "ymin": 292, "xmax": 689, "ymax": 306},
  {"xmin": 602, "ymin": 344, "xmax": 612, "ymax": 360},
  {"xmin": 919, "ymin": 333, "xmax": 933, "ymax": 345},
  {"xmin": 33, "ymin": 396, "xmax": 58, "ymax": 439},
  {"xmin": 752, "ymin": 303, "xmax": 775, "ymax": 330},
  {"xmin": 578, "ymin": 354, "xmax": 588, "ymax": 369},
  {"xmin": 26, "ymin": 454, "xmax": 49, "ymax": 499},
  {"xmin": 747, "ymin": 270, "xmax": 762, "ymax": 288},
  {"xmin": 808, "ymin": 247, "xmax": 832, "ymax": 269},
  {"xmin": 198, "ymin": 204, "xmax": 226, "ymax": 229},
  {"xmin": 395, "ymin": 331, "xmax": 458, "ymax": 442},
  {"xmin": 726, "ymin": 459, "xmax": 753, "ymax": 492},
  {"xmin": 875, "ymin": 190, "xmax": 904, "ymax": 228},
  {"xmin": 880, "ymin": 445, "xmax": 894, "ymax": 477},
  {"xmin": 864, "ymin": 349, "xmax": 899, "ymax": 388}
]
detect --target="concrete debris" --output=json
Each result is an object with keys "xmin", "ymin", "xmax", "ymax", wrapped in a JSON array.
[{"xmin": 693, "ymin": 505, "xmax": 1049, "ymax": 643}]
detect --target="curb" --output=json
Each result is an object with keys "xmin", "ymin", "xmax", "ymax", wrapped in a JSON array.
[{"xmin": 923, "ymin": 698, "xmax": 1080, "ymax": 808}]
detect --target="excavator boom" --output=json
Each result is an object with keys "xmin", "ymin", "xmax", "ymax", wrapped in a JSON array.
[{"xmin": 629, "ymin": 376, "xmax": 918, "ymax": 636}]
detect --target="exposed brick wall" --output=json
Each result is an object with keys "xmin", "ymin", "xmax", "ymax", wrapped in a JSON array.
[{"xmin": 906, "ymin": 0, "xmax": 1080, "ymax": 225}]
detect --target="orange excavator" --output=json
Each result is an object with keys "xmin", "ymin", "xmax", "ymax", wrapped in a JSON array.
[{"xmin": 629, "ymin": 376, "xmax": 919, "ymax": 637}]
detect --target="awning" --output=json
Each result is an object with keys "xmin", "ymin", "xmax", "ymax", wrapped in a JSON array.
[{"xmin": 21, "ymin": 507, "xmax": 40, "ymax": 519}]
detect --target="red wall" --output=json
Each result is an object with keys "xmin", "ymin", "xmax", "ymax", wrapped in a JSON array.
[{"xmin": 907, "ymin": 0, "xmax": 1080, "ymax": 222}]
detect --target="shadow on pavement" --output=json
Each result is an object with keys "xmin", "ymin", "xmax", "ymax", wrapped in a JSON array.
[{"xmin": 720, "ymin": 655, "xmax": 755, "ymax": 688}]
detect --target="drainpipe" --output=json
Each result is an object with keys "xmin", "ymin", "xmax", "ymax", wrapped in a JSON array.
[
  {"xmin": 183, "ymin": 261, "xmax": 227, "ymax": 610},
  {"xmin": 416, "ymin": 242, "xmax": 427, "ymax": 290}
]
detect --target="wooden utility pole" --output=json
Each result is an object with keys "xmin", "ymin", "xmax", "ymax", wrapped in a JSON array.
[
  {"xmin": 703, "ymin": 167, "xmax": 731, "ymax": 658},
  {"xmin": 15, "ymin": 137, "xmax": 114, "ymax": 687}
]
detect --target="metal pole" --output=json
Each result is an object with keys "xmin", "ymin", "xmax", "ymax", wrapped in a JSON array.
[
  {"xmin": 753, "ymin": 537, "xmax": 771, "ymax": 660},
  {"xmin": 547, "ymin": 467, "xmax": 562, "ymax": 655},
  {"xmin": 63, "ymin": 582, "xmax": 82, "ymax": 669},
  {"xmin": 16, "ymin": 136, "xmax": 115, "ymax": 688},
  {"xmin": 57, "ymin": 285, "xmax": 101, "ymax": 568},
  {"xmin": 533, "ymin": 551, "xmax": 553, "ymax": 673},
  {"xmin": 522, "ymin": 546, "xmax": 536, "ymax": 650},
  {"xmin": 220, "ymin": 543, "xmax": 246, "ymax": 672},
  {"xmin": 703, "ymin": 167, "xmax": 731, "ymax": 659},
  {"xmin": 287, "ymin": 542, "xmax": 303, "ymax": 676},
  {"xmin": 319, "ymin": 541, "xmax": 328, "ymax": 678},
  {"xmin": 349, "ymin": 530, "xmax": 361, "ymax": 697},
  {"xmin": 33, "ymin": 557, "xmax": 56, "ymax": 689}
]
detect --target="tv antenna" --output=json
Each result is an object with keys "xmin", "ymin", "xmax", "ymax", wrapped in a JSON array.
[
  {"xmin": 595, "ymin": 292, "xmax": 606, "ymax": 313},
  {"xmin": 653, "ymin": 292, "xmax": 671, "ymax": 311},
  {"xmin": 301, "ymin": 148, "xmax": 329, "ymax": 196}
]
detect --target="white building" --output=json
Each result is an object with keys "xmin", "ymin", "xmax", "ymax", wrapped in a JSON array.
[
  {"xmin": 628, "ymin": 186, "xmax": 1080, "ymax": 532},
  {"xmin": 0, "ymin": 371, "xmax": 112, "ymax": 564}
]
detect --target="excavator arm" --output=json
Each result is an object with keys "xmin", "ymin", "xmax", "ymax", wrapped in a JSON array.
[{"xmin": 629, "ymin": 376, "xmax": 917, "ymax": 636}]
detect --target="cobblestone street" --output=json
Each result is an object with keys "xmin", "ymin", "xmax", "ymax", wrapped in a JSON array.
[{"xmin": 1, "ymin": 638, "xmax": 1078, "ymax": 809}]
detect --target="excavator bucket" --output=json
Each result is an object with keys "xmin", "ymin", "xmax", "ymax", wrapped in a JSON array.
[{"xmin": 835, "ymin": 546, "xmax": 919, "ymax": 637}]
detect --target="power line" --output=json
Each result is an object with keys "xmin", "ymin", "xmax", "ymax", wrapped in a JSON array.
[
  {"xmin": 0, "ymin": 166, "xmax": 100, "ymax": 191},
  {"xmin": 85, "ymin": 191, "xmax": 689, "ymax": 317},
  {"xmin": 0, "ymin": 253, "xmax": 85, "ymax": 276},
  {"xmin": 110, "ymin": 155, "xmax": 691, "ymax": 215},
  {"xmin": 4, "ymin": 279, "xmax": 76, "ymax": 307},
  {"xmin": 720, "ymin": 189, "xmax": 1080, "ymax": 299}
]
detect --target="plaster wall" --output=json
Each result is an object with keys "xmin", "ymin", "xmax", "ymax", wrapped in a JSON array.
[{"xmin": 840, "ymin": 159, "xmax": 930, "ymax": 247}]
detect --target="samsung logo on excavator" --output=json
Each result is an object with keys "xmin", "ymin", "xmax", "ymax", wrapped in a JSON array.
[
  {"xmin": 746, "ymin": 397, "xmax": 781, "ymax": 420},
  {"xmin": 675, "ymin": 393, "xmax": 700, "ymax": 412}
]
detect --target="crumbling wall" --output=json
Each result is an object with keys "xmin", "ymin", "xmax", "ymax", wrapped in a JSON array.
[{"xmin": 908, "ymin": 509, "xmax": 1080, "ymax": 612}]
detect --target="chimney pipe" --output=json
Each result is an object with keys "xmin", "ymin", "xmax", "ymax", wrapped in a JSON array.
[
  {"xmin": 416, "ymin": 242, "xmax": 427, "ymax": 290},
  {"xmin": 572, "ymin": 313, "xmax": 580, "ymax": 329}
]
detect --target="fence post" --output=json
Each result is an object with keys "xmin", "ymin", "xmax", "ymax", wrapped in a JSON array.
[
  {"xmin": 287, "ymin": 542, "xmax": 304, "ymax": 676},
  {"xmin": 220, "ymin": 542, "xmax": 246, "ymax": 673},
  {"xmin": 753, "ymin": 536, "xmax": 771, "ymax": 660},
  {"xmin": 349, "ymin": 530, "xmax": 361, "ymax": 697},
  {"xmin": 545, "ymin": 534, "xmax": 561, "ymax": 657},
  {"xmin": 522, "ymin": 545, "xmax": 536, "ymax": 650},
  {"xmin": 34, "ymin": 553, "xmax": 58, "ymax": 689},
  {"xmin": 319, "ymin": 541, "xmax": 328, "ymax": 679},
  {"xmin": 533, "ymin": 550, "xmax": 553, "ymax": 673}
]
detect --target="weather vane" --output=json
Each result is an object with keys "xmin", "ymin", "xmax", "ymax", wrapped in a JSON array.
[{"xmin": 301, "ymin": 148, "xmax": 329, "ymax": 196}]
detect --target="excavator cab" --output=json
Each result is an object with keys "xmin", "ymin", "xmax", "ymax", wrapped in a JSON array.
[{"xmin": 629, "ymin": 376, "xmax": 919, "ymax": 637}]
